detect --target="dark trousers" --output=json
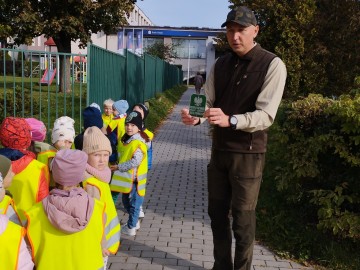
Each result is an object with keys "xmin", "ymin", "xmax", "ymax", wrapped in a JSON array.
[{"xmin": 207, "ymin": 149, "xmax": 265, "ymax": 270}]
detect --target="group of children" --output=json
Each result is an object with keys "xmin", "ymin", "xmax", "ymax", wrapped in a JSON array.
[{"xmin": 0, "ymin": 98, "xmax": 153, "ymax": 269}]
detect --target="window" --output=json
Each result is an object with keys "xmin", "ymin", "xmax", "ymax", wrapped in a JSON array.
[
  {"xmin": 143, "ymin": 38, "xmax": 164, "ymax": 49},
  {"xmin": 172, "ymin": 38, "xmax": 206, "ymax": 59}
]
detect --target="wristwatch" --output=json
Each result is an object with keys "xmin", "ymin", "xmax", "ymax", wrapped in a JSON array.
[{"xmin": 229, "ymin": 115, "xmax": 237, "ymax": 129}]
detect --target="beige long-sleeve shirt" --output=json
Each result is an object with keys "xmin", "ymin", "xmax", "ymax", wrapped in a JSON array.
[{"xmin": 203, "ymin": 57, "xmax": 287, "ymax": 132}]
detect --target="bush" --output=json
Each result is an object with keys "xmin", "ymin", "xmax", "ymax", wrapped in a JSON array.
[
  {"xmin": 273, "ymin": 94, "xmax": 360, "ymax": 240},
  {"xmin": 0, "ymin": 87, "xmax": 41, "ymax": 122}
]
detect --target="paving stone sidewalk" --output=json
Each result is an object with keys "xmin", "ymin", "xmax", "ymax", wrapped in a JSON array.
[{"xmin": 109, "ymin": 88, "xmax": 313, "ymax": 270}]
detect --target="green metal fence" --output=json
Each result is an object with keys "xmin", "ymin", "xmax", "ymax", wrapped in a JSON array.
[
  {"xmin": 1, "ymin": 45, "xmax": 183, "ymax": 139},
  {"xmin": 0, "ymin": 48, "xmax": 87, "ymax": 136},
  {"xmin": 87, "ymin": 44, "xmax": 183, "ymax": 108}
]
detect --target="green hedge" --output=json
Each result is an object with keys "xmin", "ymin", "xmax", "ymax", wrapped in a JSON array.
[{"xmin": 271, "ymin": 94, "xmax": 360, "ymax": 240}]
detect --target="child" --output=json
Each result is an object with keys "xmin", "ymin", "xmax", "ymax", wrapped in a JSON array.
[
  {"xmin": 90, "ymin": 102, "xmax": 101, "ymax": 112},
  {"xmin": 51, "ymin": 116, "xmax": 76, "ymax": 150},
  {"xmin": 109, "ymin": 99, "xmax": 129, "ymax": 141},
  {"xmin": 102, "ymin": 98, "xmax": 114, "ymax": 130},
  {"xmin": 132, "ymin": 103, "xmax": 154, "ymax": 218},
  {"xmin": 25, "ymin": 149, "xmax": 106, "ymax": 270},
  {"xmin": 82, "ymin": 126, "xmax": 121, "ymax": 268},
  {"xmin": 25, "ymin": 117, "xmax": 47, "ymax": 145},
  {"xmin": 0, "ymin": 155, "xmax": 21, "ymax": 225},
  {"xmin": 110, "ymin": 111, "xmax": 148, "ymax": 236},
  {"xmin": 74, "ymin": 106, "xmax": 105, "ymax": 150},
  {"xmin": 108, "ymin": 99, "xmax": 129, "ymax": 203},
  {"xmin": 0, "ymin": 171, "xmax": 34, "ymax": 270},
  {"xmin": 25, "ymin": 118, "xmax": 57, "ymax": 168},
  {"xmin": 0, "ymin": 117, "xmax": 49, "ymax": 223}
]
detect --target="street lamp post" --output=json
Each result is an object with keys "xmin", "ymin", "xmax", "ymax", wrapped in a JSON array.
[{"xmin": 187, "ymin": 36, "xmax": 191, "ymax": 86}]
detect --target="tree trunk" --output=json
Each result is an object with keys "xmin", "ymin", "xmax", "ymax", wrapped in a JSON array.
[{"xmin": 53, "ymin": 34, "xmax": 72, "ymax": 93}]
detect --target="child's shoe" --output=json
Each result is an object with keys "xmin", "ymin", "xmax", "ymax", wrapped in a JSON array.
[
  {"xmin": 122, "ymin": 224, "xmax": 136, "ymax": 236},
  {"xmin": 139, "ymin": 205, "xmax": 145, "ymax": 218},
  {"xmin": 122, "ymin": 221, "xmax": 140, "ymax": 236},
  {"xmin": 135, "ymin": 220, "xmax": 140, "ymax": 230}
]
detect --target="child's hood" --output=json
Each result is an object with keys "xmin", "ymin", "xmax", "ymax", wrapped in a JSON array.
[
  {"xmin": 123, "ymin": 132, "xmax": 146, "ymax": 144},
  {"xmin": 42, "ymin": 187, "xmax": 94, "ymax": 234},
  {"xmin": 0, "ymin": 148, "xmax": 34, "ymax": 174}
]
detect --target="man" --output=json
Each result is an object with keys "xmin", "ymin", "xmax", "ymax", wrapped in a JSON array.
[
  {"xmin": 181, "ymin": 6, "xmax": 287, "ymax": 270},
  {"xmin": 194, "ymin": 72, "xmax": 204, "ymax": 94}
]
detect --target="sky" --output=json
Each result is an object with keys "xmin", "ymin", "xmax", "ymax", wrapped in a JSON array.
[{"xmin": 136, "ymin": 0, "xmax": 232, "ymax": 29}]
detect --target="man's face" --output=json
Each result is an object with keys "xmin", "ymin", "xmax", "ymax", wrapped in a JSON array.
[{"xmin": 226, "ymin": 22, "xmax": 259, "ymax": 57}]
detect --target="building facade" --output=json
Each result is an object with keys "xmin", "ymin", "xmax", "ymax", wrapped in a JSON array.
[{"xmin": 7, "ymin": 4, "xmax": 225, "ymax": 81}]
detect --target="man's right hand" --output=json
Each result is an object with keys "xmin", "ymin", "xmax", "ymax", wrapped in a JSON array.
[{"xmin": 181, "ymin": 108, "xmax": 200, "ymax": 126}]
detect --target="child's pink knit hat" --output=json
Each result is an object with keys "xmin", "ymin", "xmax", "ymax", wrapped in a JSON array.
[
  {"xmin": 25, "ymin": 118, "xmax": 47, "ymax": 142},
  {"xmin": 52, "ymin": 149, "xmax": 88, "ymax": 186}
]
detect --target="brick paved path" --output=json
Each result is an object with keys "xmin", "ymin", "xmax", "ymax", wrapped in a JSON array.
[{"xmin": 108, "ymin": 88, "xmax": 313, "ymax": 270}]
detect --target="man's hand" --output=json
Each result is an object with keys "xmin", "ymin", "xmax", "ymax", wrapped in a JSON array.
[
  {"xmin": 204, "ymin": 108, "xmax": 230, "ymax": 127},
  {"xmin": 181, "ymin": 108, "xmax": 200, "ymax": 126}
]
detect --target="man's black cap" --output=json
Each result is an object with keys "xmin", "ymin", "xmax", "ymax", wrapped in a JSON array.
[{"xmin": 221, "ymin": 6, "xmax": 257, "ymax": 28}]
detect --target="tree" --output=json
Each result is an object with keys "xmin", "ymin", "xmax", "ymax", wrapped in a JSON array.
[
  {"xmin": 225, "ymin": 0, "xmax": 360, "ymax": 99},
  {"xmin": 144, "ymin": 42, "xmax": 178, "ymax": 62},
  {"xmin": 2, "ymin": 0, "xmax": 137, "ymax": 92}
]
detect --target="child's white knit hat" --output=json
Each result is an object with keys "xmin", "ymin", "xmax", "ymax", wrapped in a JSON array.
[{"xmin": 51, "ymin": 116, "xmax": 75, "ymax": 144}]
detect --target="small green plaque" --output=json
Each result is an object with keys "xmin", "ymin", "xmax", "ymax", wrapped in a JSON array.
[{"xmin": 189, "ymin": 94, "xmax": 206, "ymax": 117}]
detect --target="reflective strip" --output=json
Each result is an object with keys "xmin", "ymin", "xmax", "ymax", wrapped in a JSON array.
[
  {"xmin": 105, "ymin": 216, "xmax": 120, "ymax": 235},
  {"xmin": 110, "ymin": 180, "xmax": 133, "ymax": 188},
  {"xmin": 7, "ymin": 207, "xmax": 21, "ymax": 226},
  {"xmin": 106, "ymin": 230, "xmax": 121, "ymax": 250},
  {"xmin": 113, "ymin": 171, "xmax": 132, "ymax": 179},
  {"xmin": 22, "ymin": 217, "xmax": 28, "ymax": 227},
  {"xmin": 137, "ymin": 173, "xmax": 147, "ymax": 181},
  {"xmin": 138, "ymin": 183, "xmax": 146, "ymax": 191}
]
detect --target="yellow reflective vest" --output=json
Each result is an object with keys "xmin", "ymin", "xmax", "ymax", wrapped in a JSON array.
[
  {"xmin": 0, "ymin": 195, "xmax": 21, "ymax": 225},
  {"xmin": 0, "ymin": 218, "xmax": 25, "ymax": 270},
  {"xmin": 110, "ymin": 116, "xmax": 126, "ymax": 140},
  {"xmin": 37, "ymin": 149, "xmax": 56, "ymax": 167},
  {"xmin": 37, "ymin": 149, "xmax": 57, "ymax": 188},
  {"xmin": 8, "ymin": 159, "xmax": 49, "ymax": 223},
  {"xmin": 143, "ymin": 128, "xmax": 154, "ymax": 141},
  {"xmin": 110, "ymin": 139, "xmax": 148, "ymax": 196},
  {"xmin": 83, "ymin": 176, "xmax": 121, "ymax": 254},
  {"xmin": 26, "ymin": 199, "xmax": 106, "ymax": 270},
  {"xmin": 102, "ymin": 114, "xmax": 113, "ymax": 129}
]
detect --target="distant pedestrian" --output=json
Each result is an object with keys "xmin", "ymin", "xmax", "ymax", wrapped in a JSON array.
[{"xmin": 194, "ymin": 72, "xmax": 204, "ymax": 94}]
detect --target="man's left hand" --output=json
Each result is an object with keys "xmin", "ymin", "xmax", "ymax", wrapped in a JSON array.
[{"xmin": 204, "ymin": 108, "xmax": 230, "ymax": 127}]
